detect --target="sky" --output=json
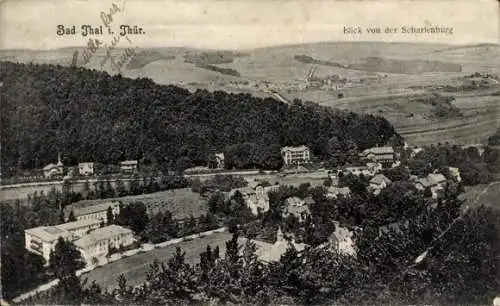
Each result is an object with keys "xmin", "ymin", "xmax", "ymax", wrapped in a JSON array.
[{"xmin": 0, "ymin": 0, "xmax": 498, "ymax": 50}]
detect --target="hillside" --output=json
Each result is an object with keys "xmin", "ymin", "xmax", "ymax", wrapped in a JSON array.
[
  {"xmin": 0, "ymin": 61, "xmax": 399, "ymax": 177},
  {"xmin": 1, "ymin": 41, "xmax": 498, "ymax": 148}
]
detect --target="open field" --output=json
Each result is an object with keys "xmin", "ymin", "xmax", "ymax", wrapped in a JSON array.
[
  {"xmin": 459, "ymin": 181, "xmax": 500, "ymax": 210},
  {"xmin": 82, "ymin": 231, "xmax": 233, "ymax": 290},
  {"xmin": 115, "ymin": 188, "xmax": 207, "ymax": 219},
  {"xmin": 66, "ymin": 188, "xmax": 207, "ymax": 219},
  {"xmin": 2, "ymin": 42, "xmax": 499, "ymax": 148}
]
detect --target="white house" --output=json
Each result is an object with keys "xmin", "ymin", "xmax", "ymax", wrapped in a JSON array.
[
  {"xmin": 281, "ymin": 145, "xmax": 311, "ymax": 165},
  {"xmin": 78, "ymin": 162, "xmax": 95, "ymax": 176},
  {"xmin": 326, "ymin": 186, "xmax": 351, "ymax": 199},
  {"xmin": 119, "ymin": 160, "xmax": 138, "ymax": 174},
  {"xmin": 448, "ymin": 167, "xmax": 461, "ymax": 183},
  {"xmin": 215, "ymin": 153, "xmax": 225, "ymax": 169}
]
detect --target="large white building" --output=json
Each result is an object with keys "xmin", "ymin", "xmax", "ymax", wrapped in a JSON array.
[
  {"xmin": 281, "ymin": 145, "xmax": 311, "ymax": 165},
  {"xmin": 66, "ymin": 199, "xmax": 120, "ymax": 223},
  {"xmin": 24, "ymin": 219, "xmax": 102, "ymax": 262},
  {"xmin": 359, "ymin": 146, "xmax": 395, "ymax": 165},
  {"xmin": 74, "ymin": 225, "xmax": 134, "ymax": 265}
]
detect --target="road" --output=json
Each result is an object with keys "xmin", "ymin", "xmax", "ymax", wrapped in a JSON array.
[{"xmin": 81, "ymin": 232, "xmax": 233, "ymax": 290}]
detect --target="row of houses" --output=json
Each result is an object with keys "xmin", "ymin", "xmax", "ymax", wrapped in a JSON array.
[{"xmin": 43, "ymin": 154, "xmax": 139, "ymax": 178}]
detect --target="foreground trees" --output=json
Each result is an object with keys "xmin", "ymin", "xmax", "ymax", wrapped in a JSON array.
[{"xmin": 21, "ymin": 199, "xmax": 500, "ymax": 305}]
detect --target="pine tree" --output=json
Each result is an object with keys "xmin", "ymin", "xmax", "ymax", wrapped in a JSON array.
[
  {"xmin": 115, "ymin": 179, "xmax": 127, "ymax": 197},
  {"xmin": 49, "ymin": 237, "xmax": 84, "ymax": 280},
  {"xmin": 68, "ymin": 210, "xmax": 76, "ymax": 222},
  {"xmin": 106, "ymin": 206, "xmax": 114, "ymax": 225}
]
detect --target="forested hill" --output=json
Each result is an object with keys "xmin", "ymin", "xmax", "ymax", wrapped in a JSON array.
[{"xmin": 0, "ymin": 61, "xmax": 399, "ymax": 175}]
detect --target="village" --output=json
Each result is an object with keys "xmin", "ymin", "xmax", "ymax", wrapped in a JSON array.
[{"xmin": 18, "ymin": 140, "xmax": 465, "ymax": 272}]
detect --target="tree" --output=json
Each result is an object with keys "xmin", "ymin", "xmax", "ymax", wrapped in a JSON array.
[
  {"xmin": 424, "ymin": 187, "xmax": 433, "ymax": 198},
  {"xmin": 323, "ymin": 176, "xmax": 333, "ymax": 187},
  {"xmin": 82, "ymin": 180, "xmax": 90, "ymax": 199},
  {"xmin": 49, "ymin": 238, "xmax": 85, "ymax": 280},
  {"xmin": 115, "ymin": 179, "xmax": 127, "ymax": 197},
  {"xmin": 68, "ymin": 210, "xmax": 76, "ymax": 222},
  {"xmin": 106, "ymin": 206, "xmax": 114, "ymax": 225}
]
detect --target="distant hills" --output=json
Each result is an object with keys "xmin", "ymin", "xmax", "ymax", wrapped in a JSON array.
[{"xmin": 1, "ymin": 41, "xmax": 498, "ymax": 85}]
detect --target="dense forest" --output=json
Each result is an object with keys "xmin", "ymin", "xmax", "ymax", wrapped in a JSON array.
[{"xmin": 0, "ymin": 61, "xmax": 399, "ymax": 176}]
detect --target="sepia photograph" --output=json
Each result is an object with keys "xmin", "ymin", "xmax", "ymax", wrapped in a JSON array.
[{"xmin": 0, "ymin": 0, "xmax": 499, "ymax": 305}]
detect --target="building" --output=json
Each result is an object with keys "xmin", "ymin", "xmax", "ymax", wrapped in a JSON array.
[
  {"xmin": 414, "ymin": 173, "xmax": 448, "ymax": 199},
  {"xmin": 57, "ymin": 219, "xmax": 102, "ymax": 238},
  {"xmin": 74, "ymin": 225, "xmax": 134, "ymax": 266},
  {"xmin": 228, "ymin": 185, "xmax": 276, "ymax": 216},
  {"xmin": 369, "ymin": 174, "xmax": 392, "ymax": 195},
  {"xmin": 215, "ymin": 153, "xmax": 225, "ymax": 169},
  {"xmin": 342, "ymin": 166, "xmax": 370, "ymax": 177},
  {"xmin": 366, "ymin": 162, "xmax": 383, "ymax": 175},
  {"xmin": 24, "ymin": 219, "xmax": 102, "ymax": 262},
  {"xmin": 281, "ymin": 145, "xmax": 311, "ymax": 165},
  {"xmin": 78, "ymin": 162, "xmax": 95, "ymax": 176},
  {"xmin": 326, "ymin": 221, "xmax": 357, "ymax": 256},
  {"xmin": 448, "ymin": 167, "xmax": 461, "ymax": 183},
  {"xmin": 326, "ymin": 186, "xmax": 351, "ymax": 199},
  {"xmin": 119, "ymin": 160, "xmax": 138, "ymax": 174},
  {"xmin": 43, "ymin": 153, "xmax": 64, "ymax": 178},
  {"xmin": 359, "ymin": 146, "xmax": 395, "ymax": 165},
  {"xmin": 238, "ymin": 227, "xmax": 307, "ymax": 263},
  {"xmin": 378, "ymin": 220, "xmax": 410, "ymax": 237},
  {"xmin": 282, "ymin": 197, "xmax": 311, "ymax": 222},
  {"xmin": 66, "ymin": 199, "xmax": 120, "ymax": 223}
]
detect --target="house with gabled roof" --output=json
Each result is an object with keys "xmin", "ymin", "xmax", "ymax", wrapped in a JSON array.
[
  {"xmin": 369, "ymin": 174, "xmax": 392, "ymax": 195},
  {"xmin": 415, "ymin": 172, "xmax": 448, "ymax": 199}
]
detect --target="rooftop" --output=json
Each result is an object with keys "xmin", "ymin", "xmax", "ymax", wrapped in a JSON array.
[
  {"xmin": 78, "ymin": 162, "xmax": 94, "ymax": 165},
  {"xmin": 362, "ymin": 146, "xmax": 394, "ymax": 155},
  {"xmin": 285, "ymin": 197, "xmax": 304, "ymax": 207},
  {"xmin": 66, "ymin": 199, "xmax": 120, "ymax": 217},
  {"xmin": 120, "ymin": 160, "xmax": 138, "ymax": 165},
  {"xmin": 370, "ymin": 174, "xmax": 392, "ymax": 185},
  {"xmin": 281, "ymin": 145, "xmax": 309, "ymax": 153},
  {"xmin": 74, "ymin": 225, "xmax": 133, "ymax": 249},
  {"xmin": 57, "ymin": 218, "xmax": 101, "ymax": 231},
  {"xmin": 43, "ymin": 163, "xmax": 60, "ymax": 171},
  {"xmin": 416, "ymin": 173, "xmax": 447, "ymax": 188},
  {"xmin": 25, "ymin": 226, "xmax": 70, "ymax": 242},
  {"xmin": 327, "ymin": 186, "xmax": 351, "ymax": 195}
]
